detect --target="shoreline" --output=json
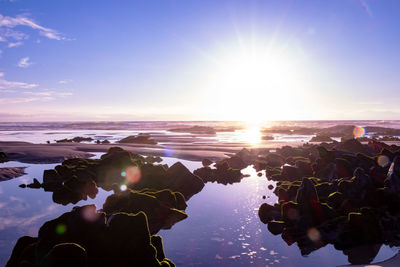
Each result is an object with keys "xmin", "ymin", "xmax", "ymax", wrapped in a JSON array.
[{"xmin": 0, "ymin": 140, "xmax": 307, "ymax": 164}]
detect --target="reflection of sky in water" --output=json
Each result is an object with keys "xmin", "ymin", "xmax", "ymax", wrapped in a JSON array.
[{"xmin": 0, "ymin": 158, "xmax": 398, "ymax": 266}]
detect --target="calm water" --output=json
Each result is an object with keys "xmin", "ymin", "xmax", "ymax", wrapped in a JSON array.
[
  {"xmin": 0, "ymin": 158, "xmax": 398, "ymax": 266},
  {"xmin": 1, "ymin": 121, "xmax": 400, "ymax": 266}
]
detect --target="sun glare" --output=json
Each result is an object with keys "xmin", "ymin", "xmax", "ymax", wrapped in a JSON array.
[{"xmin": 203, "ymin": 42, "xmax": 310, "ymax": 122}]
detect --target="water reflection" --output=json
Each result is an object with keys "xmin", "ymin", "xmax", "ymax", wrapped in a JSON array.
[{"xmin": 0, "ymin": 160, "xmax": 398, "ymax": 266}]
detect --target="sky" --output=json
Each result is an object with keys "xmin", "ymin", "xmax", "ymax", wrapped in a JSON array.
[{"xmin": 0, "ymin": 0, "xmax": 399, "ymax": 121}]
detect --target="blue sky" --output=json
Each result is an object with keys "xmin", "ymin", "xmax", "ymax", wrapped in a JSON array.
[{"xmin": 0, "ymin": 0, "xmax": 399, "ymax": 121}]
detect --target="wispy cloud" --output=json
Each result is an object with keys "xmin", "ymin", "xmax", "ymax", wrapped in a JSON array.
[
  {"xmin": 8, "ymin": 41, "xmax": 22, "ymax": 48},
  {"xmin": 359, "ymin": 0, "xmax": 373, "ymax": 18},
  {"xmin": 0, "ymin": 72, "xmax": 38, "ymax": 90},
  {"xmin": 0, "ymin": 13, "xmax": 65, "ymax": 41},
  {"xmin": 0, "ymin": 13, "xmax": 66, "ymax": 53},
  {"xmin": 17, "ymin": 56, "xmax": 33, "ymax": 68},
  {"xmin": 58, "ymin": 79, "xmax": 73, "ymax": 84}
]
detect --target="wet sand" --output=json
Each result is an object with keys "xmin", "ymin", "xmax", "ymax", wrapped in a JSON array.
[{"xmin": 0, "ymin": 140, "xmax": 306, "ymax": 163}]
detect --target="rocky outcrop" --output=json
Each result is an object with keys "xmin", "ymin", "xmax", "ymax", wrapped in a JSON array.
[
  {"xmin": 6, "ymin": 205, "xmax": 175, "ymax": 267},
  {"xmin": 103, "ymin": 189, "xmax": 187, "ymax": 234},
  {"xmin": 56, "ymin": 136, "xmax": 93, "ymax": 143},
  {"xmin": 117, "ymin": 134, "xmax": 157, "ymax": 144},
  {"xmin": 257, "ymin": 139, "xmax": 400, "ymax": 264},
  {"xmin": 168, "ymin": 126, "xmax": 216, "ymax": 134},
  {"xmin": 38, "ymin": 147, "xmax": 203, "ymax": 204}
]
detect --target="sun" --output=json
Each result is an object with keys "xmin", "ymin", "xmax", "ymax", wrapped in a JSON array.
[{"xmin": 202, "ymin": 41, "xmax": 310, "ymax": 122}]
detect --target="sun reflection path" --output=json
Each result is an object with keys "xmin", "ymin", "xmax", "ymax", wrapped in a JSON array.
[{"xmin": 239, "ymin": 123, "xmax": 263, "ymax": 146}]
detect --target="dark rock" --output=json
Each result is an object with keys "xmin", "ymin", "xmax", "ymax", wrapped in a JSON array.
[
  {"xmin": 268, "ymin": 184, "xmax": 274, "ymax": 190},
  {"xmin": 118, "ymin": 134, "xmax": 157, "ymax": 144},
  {"xmin": 7, "ymin": 205, "xmax": 175, "ymax": 267},
  {"xmin": 262, "ymin": 135, "xmax": 274, "ymax": 140},
  {"xmin": 40, "ymin": 243, "xmax": 87, "ymax": 267},
  {"xmin": 384, "ymin": 155, "xmax": 400, "ymax": 193},
  {"xmin": 258, "ymin": 203, "xmax": 281, "ymax": 224},
  {"xmin": 103, "ymin": 189, "xmax": 188, "ymax": 234},
  {"xmin": 56, "ymin": 137, "xmax": 93, "ymax": 143},
  {"xmin": 39, "ymin": 147, "xmax": 204, "ymax": 204},
  {"xmin": 215, "ymin": 155, "xmax": 246, "ymax": 169},
  {"xmin": 27, "ymin": 178, "xmax": 41, "ymax": 189},
  {"xmin": 168, "ymin": 126, "xmax": 216, "ymax": 134},
  {"xmin": 310, "ymin": 135, "xmax": 333, "ymax": 142},
  {"xmin": 201, "ymin": 158, "xmax": 213, "ymax": 167},
  {"xmin": 145, "ymin": 155, "xmax": 163, "ymax": 164},
  {"xmin": 6, "ymin": 236, "xmax": 37, "ymax": 267},
  {"xmin": 194, "ymin": 162, "xmax": 244, "ymax": 185},
  {"xmin": 0, "ymin": 151, "xmax": 8, "ymax": 163},
  {"xmin": 267, "ymin": 221, "xmax": 285, "ymax": 235}
]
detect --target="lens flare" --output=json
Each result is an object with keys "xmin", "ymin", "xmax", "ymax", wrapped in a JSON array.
[
  {"xmin": 55, "ymin": 223, "xmax": 67, "ymax": 235},
  {"xmin": 81, "ymin": 205, "xmax": 100, "ymax": 222},
  {"xmin": 120, "ymin": 184, "xmax": 127, "ymax": 191},
  {"xmin": 377, "ymin": 155, "xmax": 390, "ymax": 168},
  {"xmin": 307, "ymin": 227, "xmax": 320, "ymax": 243},
  {"xmin": 353, "ymin": 126, "xmax": 366, "ymax": 138},
  {"xmin": 123, "ymin": 166, "xmax": 142, "ymax": 184}
]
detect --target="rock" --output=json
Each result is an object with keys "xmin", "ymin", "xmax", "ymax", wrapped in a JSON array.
[
  {"xmin": 145, "ymin": 155, "xmax": 163, "ymax": 164},
  {"xmin": 27, "ymin": 178, "xmax": 41, "ymax": 189},
  {"xmin": 201, "ymin": 158, "xmax": 213, "ymax": 167},
  {"xmin": 215, "ymin": 155, "xmax": 247, "ymax": 169},
  {"xmin": 168, "ymin": 126, "xmax": 216, "ymax": 134},
  {"xmin": 101, "ymin": 139, "xmax": 110, "ymax": 144},
  {"xmin": 118, "ymin": 134, "xmax": 157, "ymax": 144},
  {"xmin": 310, "ymin": 135, "xmax": 334, "ymax": 142},
  {"xmin": 258, "ymin": 203, "xmax": 281, "ymax": 224},
  {"xmin": 384, "ymin": 155, "xmax": 400, "ymax": 193},
  {"xmin": 39, "ymin": 243, "xmax": 87, "ymax": 267},
  {"xmin": 267, "ymin": 221, "xmax": 285, "ymax": 235},
  {"xmin": 268, "ymin": 184, "xmax": 274, "ymax": 190},
  {"xmin": 56, "ymin": 137, "xmax": 93, "ymax": 143},
  {"xmin": 0, "ymin": 151, "xmax": 8, "ymax": 163},
  {"xmin": 132, "ymin": 161, "xmax": 204, "ymax": 200},
  {"xmin": 39, "ymin": 147, "xmax": 204, "ymax": 204},
  {"xmin": 6, "ymin": 236, "xmax": 37, "ymax": 267},
  {"xmin": 7, "ymin": 205, "xmax": 175, "ymax": 267},
  {"xmin": 262, "ymin": 135, "xmax": 274, "ymax": 140},
  {"xmin": 103, "ymin": 189, "xmax": 188, "ymax": 234},
  {"xmin": 334, "ymin": 139, "xmax": 375, "ymax": 156}
]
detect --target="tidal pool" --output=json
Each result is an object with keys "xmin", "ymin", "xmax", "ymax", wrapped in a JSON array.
[{"xmin": 0, "ymin": 159, "xmax": 398, "ymax": 266}]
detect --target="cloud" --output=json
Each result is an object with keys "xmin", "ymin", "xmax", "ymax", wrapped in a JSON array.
[
  {"xmin": 0, "ymin": 97, "xmax": 48, "ymax": 104},
  {"xmin": 0, "ymin": 13, "xmax": 65, "ymax": 41},
  {"xmin": 17, "ymin": 56, "xmax": 33, "ymax": 68},
  {"xmin": 0, "ymin": 72, "xmax": 38, "ymax": 90},
  {"xmin": 58, "ymin": 79, "xmax": 73, "ymax": 84},
  {"xmin": 8, "ymin": 41, "xmax": 22, "ymax": 48}
]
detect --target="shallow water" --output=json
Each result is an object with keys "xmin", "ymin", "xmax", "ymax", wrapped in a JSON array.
[{"xmin": 0, "ymin": 158, "xmax": 398, "ymax": 266}]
